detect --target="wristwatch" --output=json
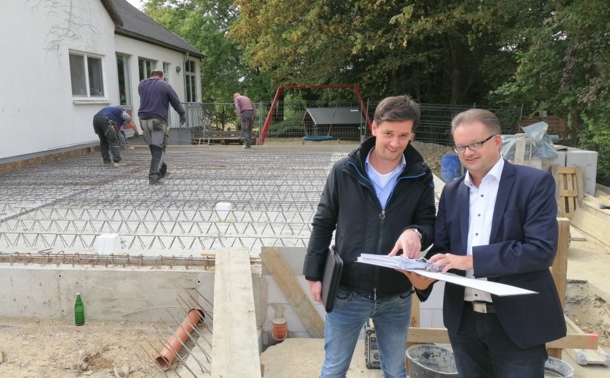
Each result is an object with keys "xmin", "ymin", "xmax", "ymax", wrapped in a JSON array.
[{"xmin": 408, "ymin": 228, "xmax": 423, "ymax": 240}]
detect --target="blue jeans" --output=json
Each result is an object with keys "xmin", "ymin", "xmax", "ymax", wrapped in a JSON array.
[
  {"xmin": 449, "ymin": 305, "xmax": 547, "ymax": 378},
  {"xmin": 320, "ymin": 286, "xmax": 412, "ymax": 378}
]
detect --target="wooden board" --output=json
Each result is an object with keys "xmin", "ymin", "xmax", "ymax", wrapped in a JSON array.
[
  {"xmin": 571, "ymin": 206, "xmax": 610, "ymax": 248},
  {"xmin": 407, "ymin": 327, "xmax": 597, "ymax": 350},
  {"xmin": 260, "ymin": 247, "xmax": 325, "ymax": 338},
  {"xmin": 565, "ymin": 316, "xmax": 609, "ymax": 366},
  {"xmin": 212, "ymin": 246, "xmax": 262, "ymax": 378}
]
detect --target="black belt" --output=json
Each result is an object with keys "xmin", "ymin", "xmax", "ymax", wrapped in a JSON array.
[
  {"xmin": 353, "ymin": 288, "xmax": 413, "ymax": 301},
  {"xmin": 467, "ymin": 301, "xmax": 495, "ymax": 314}
]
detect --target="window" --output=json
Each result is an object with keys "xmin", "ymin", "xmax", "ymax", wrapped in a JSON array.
[
  {"xmin": 185, "ymin": 60, "xmax": 197, "ymax": 102},
  {"xmin": 138, "ymin": 58, "xmax": 156, "ymax": 81},
  {"xmin": 116, "ymin": 54, "xmax": 131, "ymax": 106},
  {"xmin": 163, "ymin": 62, "xmax": 171, "ymax": 83},
  {"xmin": 69, "ymin": 52, "xmax": 105, "ymax": 98}
]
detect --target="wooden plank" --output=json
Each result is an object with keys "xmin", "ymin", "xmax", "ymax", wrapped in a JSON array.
[
  {"xmin": 212, "ymin": 247, "xmax": 262, "ymax": 378},
  {"xmin": 569, "ymin": 225, "xmax": 587, "ymax": 242},
  {"xmin": 565, "ymin": 316, "xmax": 609, "ymax": 366},
  {"xmin": 260, "ymin": 247, "xmax": 325, "ymax": 338},
  {"xmin": 548, "ymin": 218, "xmax": 570, "ymax": 358},
  {"xmin": 571, "ymin": 207, "xmax": 610, "ymax": 248},
  {"xmin": 552, "ymin": 218, "xmax": 570, "ymax": 308},
  {"xmin": 407, "ymin": 328, "xmax": 597, "ymax": 350}
]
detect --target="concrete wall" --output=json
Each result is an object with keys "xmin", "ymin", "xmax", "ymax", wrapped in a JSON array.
[{"xmin": 0, "ymin": 263, "xmax": 216, "ymax": 324}]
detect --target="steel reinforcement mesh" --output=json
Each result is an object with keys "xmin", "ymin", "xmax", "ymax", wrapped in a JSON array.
[{"xmin": 0, "ymin": 145, "xmax": 355, "ymax": 256}]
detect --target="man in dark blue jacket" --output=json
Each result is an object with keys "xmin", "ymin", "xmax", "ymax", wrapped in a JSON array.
[
  {"xmin": 303, "ymin": 95, "xmax": 436, "ymax": 377},
  {"xmin": 92, "ymin": 106, "xmax": 134, "ymax": 167},
  {"xmin": 426, "ymin": 109, "xmax": 566, "ymax": 377},
  {"xmin": 138, "ymin": 69, "xmax": 186, "ymax": 185}
]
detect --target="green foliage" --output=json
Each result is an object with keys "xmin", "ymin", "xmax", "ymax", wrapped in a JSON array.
[
  {"xmin": 491, "ymin": 0, "xmax": 610, "ymax": 185},
  {"xmin": 141, "ymin": 0, "xmax": 275, "ymax": 102}
]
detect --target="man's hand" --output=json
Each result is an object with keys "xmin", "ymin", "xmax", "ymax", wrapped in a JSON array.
[
  {"xmin": 388, "ymin": 229, "xmax": 422, "ymax": 259},
  {"xmin": 428, "ymin": 253, "xmax": 473, "ymax": 273},
  {"xmin": 179, "ymin": 115, "xmax": 186, "ymax": 124},
  {"xmin": 308, "ymin": 280, "xmax": 323, "ymax": 304},
  {"xmin": 400, "ymin": 271, "xmax": 436, "ymax": 290}
]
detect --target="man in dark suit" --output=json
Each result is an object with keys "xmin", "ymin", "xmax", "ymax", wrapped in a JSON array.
[{"xmin": 425, "ymin": 109, "xmax": 566, "ymax": 377}]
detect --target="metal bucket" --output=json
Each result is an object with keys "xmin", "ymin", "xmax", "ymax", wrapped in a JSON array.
[
  {"xmin": 406, "ymin": 344, "xmax": 459, "ymax": 378},
  {"xmin": 544, "ymin": 357, "xmax": 574, "ymax": 378}
]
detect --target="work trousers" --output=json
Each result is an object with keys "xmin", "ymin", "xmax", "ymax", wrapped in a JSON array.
[
  {"xmin": 93, "ymin": 115, "xmax": 121, "ymax": 163},
  {"xmin": 240, "ymin": 109, "xmax": 255, "ymax": 147},
  {"xmin": 140, "ymin": 118, "xmax": 169, "ymax": 183}
]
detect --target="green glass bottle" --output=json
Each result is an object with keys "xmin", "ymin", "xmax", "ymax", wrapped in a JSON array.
[{"xmin": 74, "ymin": 292, "xmax": 85, "ymax": 326}]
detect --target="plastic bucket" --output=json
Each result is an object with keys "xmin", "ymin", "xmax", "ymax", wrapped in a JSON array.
[
  {"xmin": 406, "ymin": 344, "xmax": 459, "ymax": 378},
  {"xmin": 440, "ymin": 154, "xmax": 462, "ymax": 183},
  {"xmin": 544, "ymin": 357, "xmax": 574, "ymax": 378}
]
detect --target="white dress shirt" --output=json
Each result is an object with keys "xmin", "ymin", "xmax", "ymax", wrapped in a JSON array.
[{"xmin": 463, "ymin": 158, "xmax": 504, "ymax": 303}]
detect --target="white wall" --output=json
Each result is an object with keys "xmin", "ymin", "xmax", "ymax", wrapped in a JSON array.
[
  {"xmin": 114, "ymin": 34, "xmax": 192, "ymax": 126},
  {"xmin": 0, "ymin": 0, "xmax": 118, "ymax": 160}
]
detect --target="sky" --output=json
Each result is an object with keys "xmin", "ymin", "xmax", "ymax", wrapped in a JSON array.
[{"xmin": 125, "ymin": 0, "xmax": 143, "ymax": 10}]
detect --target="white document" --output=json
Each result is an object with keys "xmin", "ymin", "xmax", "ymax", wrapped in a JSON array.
[{"xmin": 357, "ymin": 254, "xmax": 537, "ymax": 297}]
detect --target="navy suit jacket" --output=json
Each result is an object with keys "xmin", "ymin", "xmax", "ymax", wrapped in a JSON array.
[{"xmin": 428, "ymin": 160, "xmax": 566, "ymax": 349}]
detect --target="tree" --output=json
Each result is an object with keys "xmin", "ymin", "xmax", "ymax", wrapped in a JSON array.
[
  {"xmin": 228, "ymin": 0, "xmax": 541, "ymax": 104},
  {"xmin": 492, "ymin": 0, "xmax": 610, "ymax": 184},
  {"xmin": 142, "ymin": 0, "xmax": 274, "ymax": 102}
]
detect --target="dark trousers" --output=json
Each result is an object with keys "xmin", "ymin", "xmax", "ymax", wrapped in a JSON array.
[
  {"xmin": 93, "ymin": 115, "xmax": 121, "ymax": 163},
  {"xmin": 449, "ymin": 304, "xmax": 547, "ymax": 378},
  {"xmin": 140, "ymin": 118, "xmax": 169, "ymax": 183},
  {"xmin": 240, "ymin": 109, "xmax": 254, "ymax": 147}
]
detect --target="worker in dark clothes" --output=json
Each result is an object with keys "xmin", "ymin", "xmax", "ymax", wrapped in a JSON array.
[
  {"xmin": 138, "ymin": 68, "xmax": 186, "ymax": 185},
  {"xmin": 92, "ymin": 106, "xmax": 136, "ymax": 167}
]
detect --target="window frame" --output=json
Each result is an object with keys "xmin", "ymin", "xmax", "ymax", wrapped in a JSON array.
[
  {"xmin": 116, "ymin": 53, "xmax": 132, "ymax": 107},
  {"xmin": 185, "ymin": 60, "xmax": 197, "ymax": 102},
  {"xmin": 69, "ymin": 51, "xmax": 105, "ymax": 99}
]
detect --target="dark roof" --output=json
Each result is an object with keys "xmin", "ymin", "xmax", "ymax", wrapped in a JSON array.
[
  {"xmin": 106, "ymin": 0, "xmax": 204, "ymax": 59},
  {"xmin": 305, "ymin": 108, "xmax": 365, "ymax": 125}
]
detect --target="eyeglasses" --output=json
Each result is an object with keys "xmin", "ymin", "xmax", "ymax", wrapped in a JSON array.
[{"xmin": 454, "ymin": 134, "xmax": 497, "ymax": 153}]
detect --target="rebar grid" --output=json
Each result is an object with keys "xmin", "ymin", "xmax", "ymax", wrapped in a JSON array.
[{"xmin": 0, "ymin": 145, "xmax": 354, "ymax": 256}]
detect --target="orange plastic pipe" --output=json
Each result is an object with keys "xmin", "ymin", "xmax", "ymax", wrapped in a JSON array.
[{"xmin": 155, "ymin": 309, "xmax": 203, "ymax": 370}]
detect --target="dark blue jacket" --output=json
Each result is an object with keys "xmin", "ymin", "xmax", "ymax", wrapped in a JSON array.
[
  {"xmin": 95, "ymin": 106, "xmax": 131, "ymax": 128},
  {"xmin": 427, "ymin": 160, "xmax": 566, "ymax": 348},
  {"xmin": 138, "ymin": 78, "xmax": 185, "ymax": 122}
]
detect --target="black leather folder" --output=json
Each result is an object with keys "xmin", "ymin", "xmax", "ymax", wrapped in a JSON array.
[{"xmin": 322, "ymin": 246, "xmax": 343, "ymax": 313}]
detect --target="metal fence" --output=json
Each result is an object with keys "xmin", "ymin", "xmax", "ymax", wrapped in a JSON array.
[{"xmin": 168, "ymin": 101, "xmax": 523, "ymax": 146}]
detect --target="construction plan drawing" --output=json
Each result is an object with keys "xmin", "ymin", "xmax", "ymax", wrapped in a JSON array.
[{"xmin": 357, "ymin": 254, "xmax": 538, "ymax": 297}]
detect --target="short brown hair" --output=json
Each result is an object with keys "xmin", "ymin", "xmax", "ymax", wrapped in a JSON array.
[
  {"xmin": 374, "ymin": 95, "xmax": 420, "ymax": 130},
  {"xmin": 151, "ymin": 69, "xmax": 164, "ymax": 77},
  {"xmin": 451, "ymin": 109, "xmax": 502, "ymax": 135}
]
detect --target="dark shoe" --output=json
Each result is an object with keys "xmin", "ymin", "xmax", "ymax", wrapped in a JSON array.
[
  {"xmin": 103, "ymin": 160, "xmax": 111, "ymax": 165},
  {"xmin": 161, "ymin": 171, "xmax": 170, "ymax": 178},
  {"xmin": 243, "ymin": 145, "xmax": 251, "ymax": 149},
  {"xmin": 149, "ymin": 178, "xmax": 166, "ymax": 185}
]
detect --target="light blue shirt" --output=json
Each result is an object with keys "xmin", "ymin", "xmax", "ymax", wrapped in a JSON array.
[{"xmin": 365, "ymin": 148, "xmax": 406, "ymax": 210}]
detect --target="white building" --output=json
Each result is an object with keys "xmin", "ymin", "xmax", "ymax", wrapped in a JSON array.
[{"xmin": 0, "ymin": 0, "xmax": 204, "ymax": 162}]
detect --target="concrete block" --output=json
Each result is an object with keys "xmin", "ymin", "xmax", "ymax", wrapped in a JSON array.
[
  {"xmin": 566, "ymin": 149, "xmax": 598, "ymax": 195},
  {"xmin": 97, "ymin": 233, "xmax": 120, "ymax": 254}
]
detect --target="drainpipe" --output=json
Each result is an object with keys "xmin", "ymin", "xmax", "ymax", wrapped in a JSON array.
[{"xmin": 155, "ymin": 309, "xmax": 203, "ymax": 370}]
